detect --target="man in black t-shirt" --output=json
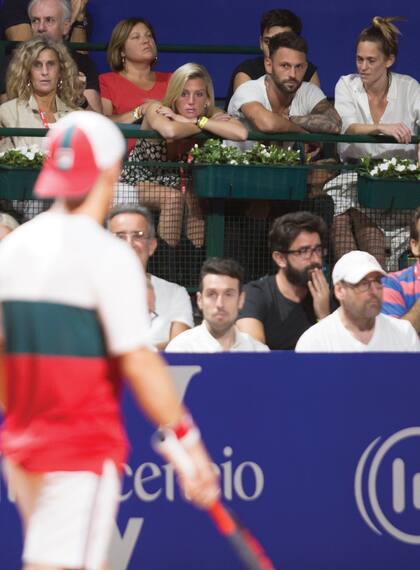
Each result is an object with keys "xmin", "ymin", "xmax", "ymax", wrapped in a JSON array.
[
  {"xmin": 0, "ymin": 0, "xmax": 101, "ymax": 111},
  {"xmin": 237, "ymin": 211, "xmax": 333, "ymax": 350},
  {"xmin": 225, "ymin": 8, "xmax": 320, "ymax": 109}
]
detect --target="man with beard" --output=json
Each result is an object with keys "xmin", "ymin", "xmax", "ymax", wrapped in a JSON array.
[
  {"xmin": 296, "ymin": 251, "xmax": 420, "ymax": 352},
  {"xmin": 166, "ymin": 258, "xmax": 269, "ymax": 352},
  {"xmin": 237, "ymin": 212, "xmax": 331, "ymax": 350},
  {"xmin": 227, "ymin": 31, "xmax": 341, "ymax": 151}
]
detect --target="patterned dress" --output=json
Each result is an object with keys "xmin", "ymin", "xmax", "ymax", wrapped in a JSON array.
[{"xmin": 120, "ymin": 138, "xmax": 189, "ymax": 189}]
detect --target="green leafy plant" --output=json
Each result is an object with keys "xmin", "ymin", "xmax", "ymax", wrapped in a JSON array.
[
  {"xmin": 360, "ymin": 156, "xmax": 420, "ymax": 180},
  {"xmin": 190, "ymin": 139, "xmax": 301, "ymax": 166},
  {"xmin": 0, "ymin": 145, "xmax": 45, "ymax": 168}
]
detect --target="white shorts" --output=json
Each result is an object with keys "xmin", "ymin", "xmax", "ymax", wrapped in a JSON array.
[{"xmin": 4, "ymin": 459, "xmax": 120, "ymax": 570}]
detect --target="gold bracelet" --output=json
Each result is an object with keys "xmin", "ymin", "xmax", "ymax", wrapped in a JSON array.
[
  {"xmin": 197, "ymin": 115, "xmax": 209, "ymax": 129},
  {"xmin": 133, "ymin": 105, "xmax": 143, "ymax": 121}
]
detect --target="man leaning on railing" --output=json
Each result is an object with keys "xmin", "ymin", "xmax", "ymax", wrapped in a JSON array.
[{"xmin": 227, "ymin": 31, "xmax": 341, "ymax": 152}]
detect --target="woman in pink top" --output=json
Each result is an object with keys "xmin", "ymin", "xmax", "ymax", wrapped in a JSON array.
[{"xmin": 100, "ymin": 18, "xmax": 171, "ymax": 151}]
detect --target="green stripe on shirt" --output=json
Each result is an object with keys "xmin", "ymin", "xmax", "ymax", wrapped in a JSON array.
[{"xmin": 3, "ymin": 300, "xmax": 107, "ymax": 357}]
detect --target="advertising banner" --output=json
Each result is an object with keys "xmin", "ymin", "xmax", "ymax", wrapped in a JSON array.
[{"xmin": 1, "ymin": 352, "xmax": 419, "ymax": 569}]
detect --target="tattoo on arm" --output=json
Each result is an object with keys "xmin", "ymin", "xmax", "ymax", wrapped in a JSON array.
[{"xmin": 290, "ymin": 99, "xmax": 342, "ymax": 134}]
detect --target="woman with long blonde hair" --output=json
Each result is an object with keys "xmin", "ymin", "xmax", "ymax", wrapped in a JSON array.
[{"xmin": 120, "ymin": 62, "xmax": 247, "ymax": 249}]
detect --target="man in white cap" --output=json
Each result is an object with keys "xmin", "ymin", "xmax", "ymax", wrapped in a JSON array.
[
  {"xmin": 295, "ymin": 250, "xmax": 420, "ymax": 352},
  {"xmin": 0, "ymin": 112, "xmax": 219, "ymax": 570}
]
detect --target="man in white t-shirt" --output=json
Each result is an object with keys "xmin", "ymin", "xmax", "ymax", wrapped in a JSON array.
[
  {"xmin": 166, "ymin": 258, "xmax": 269, "ymax": 353},
  {"xmin": 0, "ymin": 112, "xmax": 219, "ymax": 570},
  {"xmin": 107, "ymin": 204, "xmax": 194, "ymax": 350},
  {"xmin": 227, "ymin": 31, "xmax": 341, "ymax": 151},
  {"xmin": 296, "ymin": 250, "xmax": 420, "ymax": 352}
]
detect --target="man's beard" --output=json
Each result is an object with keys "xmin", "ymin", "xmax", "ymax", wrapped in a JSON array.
[
  {"xmin": 284, "ymin": 261, "xmax": 322, "ymax": 287},
  {"xmin": 272, "ymin": 76, "xmax": 301, "ymax": 95}
]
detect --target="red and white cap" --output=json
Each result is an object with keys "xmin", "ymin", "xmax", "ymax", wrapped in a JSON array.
[{"xmin": 34, "ymin": 111, "xmax": 126, "ymax": 199}]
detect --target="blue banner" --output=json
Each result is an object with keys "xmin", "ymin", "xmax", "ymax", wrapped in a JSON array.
[{"xmin": 1, "ymin": 353, "xmax": 420, "ymax": 569}]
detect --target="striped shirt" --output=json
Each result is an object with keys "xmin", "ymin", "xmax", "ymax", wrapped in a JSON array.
[
  {"xmin": 0, "ymin": 210, "xmax": 151, "ymax": 473},
  {"xmin": 381, "ymin": 261, "xmax": 420, "ymax": 319}
]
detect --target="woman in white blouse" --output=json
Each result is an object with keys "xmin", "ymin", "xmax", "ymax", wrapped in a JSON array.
[{"xmin": 327, "ymin": 17, "xmax": 420, "ymax": 268}]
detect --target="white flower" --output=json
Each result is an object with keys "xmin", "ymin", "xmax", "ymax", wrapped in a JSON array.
[
  {"xmin": 26, "ymin": 152, "xmax": 35, "ymax": 160},
  {"xmin": 390, "ymin": 157, "xmax": 397, "ymax": 166},
  {"xmin": 408, "ymin": 164, "xmax": 417, "ymax": 171},
  {"xmin": 229, "ymin": 160, "xmax": 237, "ymax": 165},
  {"xmin": 370, "ymin": 167, "xmax": 379, "ymax": 176},
  {"xmin": 379, "ymin": 162, "xmax": 390, "ymax": 171},
  {"xmin": 395, "ymin": 164, "xmax": 406, "ymax": 172}
]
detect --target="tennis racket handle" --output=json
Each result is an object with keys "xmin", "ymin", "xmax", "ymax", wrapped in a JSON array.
[{"xmin": 151, "ymin": 427, "xmax": 197, "ymax": 478}]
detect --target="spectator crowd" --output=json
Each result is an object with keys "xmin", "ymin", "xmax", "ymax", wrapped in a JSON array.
[{"xmin": 0, "ymin": 2, "xmax": 419, "ymax": 353}]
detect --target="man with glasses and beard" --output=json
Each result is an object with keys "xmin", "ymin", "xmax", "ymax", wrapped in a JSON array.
[
  {"xmin": 296, "ymin": 250, "xmax": 420, "ymax": 352},
  {"xmin": 237, "ymin": 212, "xmax": 332, "ymax": 350}
]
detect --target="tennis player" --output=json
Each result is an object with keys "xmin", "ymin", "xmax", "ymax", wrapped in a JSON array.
[{"xmin": 0, "ymin": 111, "xmax": 219, "ymax": 570}]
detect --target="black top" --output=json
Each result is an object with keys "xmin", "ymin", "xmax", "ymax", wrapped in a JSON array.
[
  {"xmin": 239, "ymin": 274, "xmax": 317, "ymax": 350},
  {"xmin": 225, "ymin": 56, "xmax": 317, "ymax": 110},
  {"xmin": 71, "ymin": 50, "xmax": 99, "ymax": 92},
  {"xmin": 0, "ymin": 0, "xmax": 92, "ymax": 39},
  {"xmin": 0, "ymin": 47, "xmax": 99, "ymax": 94},
  {"xmin": 1, "ymin": 0, "xmax": 29, "ymax": 32}
]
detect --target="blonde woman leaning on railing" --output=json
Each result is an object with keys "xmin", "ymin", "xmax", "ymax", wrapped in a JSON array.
[{"xmin": 120, "ymin": 62, "xmax": 247, "ymax": 249}]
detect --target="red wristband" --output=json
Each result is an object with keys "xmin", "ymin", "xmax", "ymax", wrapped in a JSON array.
[{"xmin": 173, "ymin": 413, "xmax": 196, "ymax": 440}]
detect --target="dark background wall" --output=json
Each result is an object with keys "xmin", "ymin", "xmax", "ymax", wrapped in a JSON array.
[{"xmin": 4, "ymin": 0, "xmax": 418, "ymax": 100}]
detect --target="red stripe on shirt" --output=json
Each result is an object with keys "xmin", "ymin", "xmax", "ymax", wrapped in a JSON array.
[{"xmin": 1, "ymin": 354, "xmax": 128, "ymax": 473}]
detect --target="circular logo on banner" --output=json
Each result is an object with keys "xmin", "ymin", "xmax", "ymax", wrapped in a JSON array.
[{"xmin": 355, "ymin": 427, "xmax": 420, "ymax": 544}]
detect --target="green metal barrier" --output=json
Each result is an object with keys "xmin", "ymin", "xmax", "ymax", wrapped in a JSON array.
[
  {"xmin": 0, "ymin": 40, "xmax": 261, "ymax": 60},
  {"xmin": 0, "ymin": 128, "xmax": 419, "ymax": 288}
]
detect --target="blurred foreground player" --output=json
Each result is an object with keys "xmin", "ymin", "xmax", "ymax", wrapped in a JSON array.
[{"xmin": 0, "ymin": 111, "xmax": 219, "ymax": 570}]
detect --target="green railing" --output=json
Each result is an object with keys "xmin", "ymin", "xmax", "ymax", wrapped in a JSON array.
[
  {"xmin": 1, "ymin": 126, "xmax": 419, "ymax": 143},
  {"xmin": 0, "ymin": 40, "xmax": 262, "ymax": 59},
  {"xmin": 1, "ymin": 127, "xmax": 419, "ymax": 288}
]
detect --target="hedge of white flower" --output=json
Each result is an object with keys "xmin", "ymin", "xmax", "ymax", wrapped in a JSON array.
[
  {"xmin": 0, "ymin": 145, "xmax": 45, "ymax": 168},
  {"xmin": 190, "ymin": 139, "xmax": 301, "ymax": 166},
  {"xmin": 360, "ymin": 156, "xmax": 420, "ymax": 180}
]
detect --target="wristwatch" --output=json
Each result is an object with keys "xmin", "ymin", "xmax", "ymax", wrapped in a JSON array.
[{"xmin": 73, "ymin": 17, "xmax": 88, "ymax": 29}]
